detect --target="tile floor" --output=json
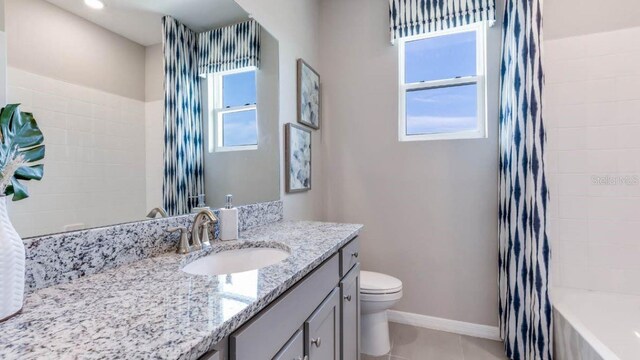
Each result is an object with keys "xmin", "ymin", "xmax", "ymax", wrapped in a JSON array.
[{"xmin": 362, "ymin": 323, "xmax": 508, "ymax": 360}]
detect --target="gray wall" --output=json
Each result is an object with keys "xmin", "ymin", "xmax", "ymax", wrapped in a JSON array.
[
  {"xmin": 318, "ymin": 0, "xmax": 503, "ymax": 326},
  {"xmin": 0, "ymin": 0, "xmax": 5, "ymax": 31},
  {"xmin": 203, "ymin": 28, "xmax": 280, "ymax": 208},
  {"xmin": 0, "ymin": 0, "xmax": 6, "ymax": 106},
  {"xmin": 145, "ymin": 43, "xmax": 163, "ymax": 102},
  {"xmin": 546, "ymin": 0, "xmax": 640, "ymax": 40},
  {"xmin": 235, "ymin": 0, "xmax": 324, "ymax": 221},
  {"xmin": 6, "ymin": 0, "xmax": 146, "ymax": 101}
]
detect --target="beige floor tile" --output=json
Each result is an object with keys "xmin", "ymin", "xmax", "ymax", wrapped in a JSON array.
[
  {"xmin": 362, "ymin": 355, "xmax": 409, "ymax": 360},
  {"xmin": 361, "ymin": 323, "xmax": 508, "ymax": 360},
  {"xmin": 388, "ymin": 323, "xmax": 464, "ymax": 360},
  {"xmin": 460, "ymin": 336, "xmax": 508, "ymax": 360},
  {"xmin": 361, "ymin": 355, "xmax": 387, "ymax": 360}
]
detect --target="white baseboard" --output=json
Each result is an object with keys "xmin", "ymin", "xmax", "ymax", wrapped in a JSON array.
[{"xmin": 387, "ymin": 310, "xmax": 501, "ymax": 341}]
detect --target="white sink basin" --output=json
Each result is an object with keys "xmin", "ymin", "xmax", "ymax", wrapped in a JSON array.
[{"xmin": 182, "ymin": 247, "xmax": 290, "ymax": 276}]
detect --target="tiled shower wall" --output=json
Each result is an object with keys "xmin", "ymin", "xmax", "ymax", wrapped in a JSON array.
[
  {"xmin": 6, "ymin": 67, "xmax": 148, "ymax": 237},
  {"xmin": 546, "ymin": 27, "xmax": 640, "ymax": 295},
  {"xmin": 145, "ymin": 100, "xmax": 163, "ymax": 212}
]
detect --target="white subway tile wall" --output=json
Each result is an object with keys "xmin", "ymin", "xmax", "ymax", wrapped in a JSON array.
[
  {"xmin": 145, "ymin": 100, "xmax": 164, "ymax": 212},
  {"xmin": 6, "ymin": 67, "xmax": 148, "ymax": 238},
  {"xmin": 546, "ymin": 27, "xmax": 640, "ymax": 295}
]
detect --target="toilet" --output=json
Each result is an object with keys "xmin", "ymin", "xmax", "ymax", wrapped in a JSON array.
[{"xmin": 360, "ymin": 271, "xmax": 403, "ymax": 356}]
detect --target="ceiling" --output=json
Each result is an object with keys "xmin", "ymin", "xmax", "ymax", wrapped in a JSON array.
[{"xmin": 44, "ymin": 0, "xmax": 250, "ymax": 46}]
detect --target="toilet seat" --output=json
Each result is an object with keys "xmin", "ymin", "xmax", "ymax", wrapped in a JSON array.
[
  {"xmin": 360, "ymin": 271, "xmax": 403, "ymax": 295},
  {"xmin": 361, "ymin": 290, "xmax": 403, "ymax": 302}
]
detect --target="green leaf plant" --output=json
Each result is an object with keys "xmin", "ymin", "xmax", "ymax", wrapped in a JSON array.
[{"xmin": 0, "ymin": 104, "xmax": 45, "ymax": 201}]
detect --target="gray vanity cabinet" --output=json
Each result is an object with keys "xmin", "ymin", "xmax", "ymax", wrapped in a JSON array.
[
  {"xmin": 305, "ymin": 288, "xmax": 341, "ymax": 360},
  {"xmin": 273, "ymin": 329, "xmax": 305, "ymax": 360},
  {"xmin": 340, "ymin": 264, "xmax": 360, "ymax": 360},
  {"xmin": 228, "ymin": 237, "xmax": 360, "ymax": 360}
]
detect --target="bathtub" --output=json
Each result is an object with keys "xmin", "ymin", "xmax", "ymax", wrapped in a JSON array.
[{"xmin": 553, "ymin": 288, "xmax": 640, "ymax": 360}]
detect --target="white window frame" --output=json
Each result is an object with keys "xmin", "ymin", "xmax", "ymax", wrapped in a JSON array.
[
  {"xmin": 398, "ymin": 22, "xmax": 487, "ymax": 142},
  {"xmin": 208, "ymin": 66, "xmax": 258, "ymax": 153}
]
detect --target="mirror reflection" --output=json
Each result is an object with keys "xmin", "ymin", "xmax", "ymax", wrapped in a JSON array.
[{"xmin": 4, "ymin": 0, "xmax": 280, "ymax": 238}]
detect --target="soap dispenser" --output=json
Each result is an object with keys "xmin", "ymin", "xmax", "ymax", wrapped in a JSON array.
[
  {"xmin": 191, "ymin": 194, "xmax": 210, "ymax": 213},
  {"xmin": 219, "ymin": 194, "xmax": 238, "ymax": 241}
]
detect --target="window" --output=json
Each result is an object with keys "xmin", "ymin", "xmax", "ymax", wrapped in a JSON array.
[
  {"xmin": 398, "ymin": 23, "xmax": 487, "ymax": 141},
  {"xmin": 208, "ymin": 67, "xmax": 258, "ymax": 152}
]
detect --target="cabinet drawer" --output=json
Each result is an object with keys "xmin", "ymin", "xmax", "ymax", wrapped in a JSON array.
[
  {"xmin": 305, "ymin": 288, "xmax": 341, "ymax": 360},
  {"xmin": 230, "ymin": 254, "xmax": 340, "ymax": 360},
  {"xmin": 341, "ymin": 264, "xmax": 360, "ymax": 360},
  {"xmin": 273, "ymin": 329, "xmax": 304, "ymax": 360},
  {"xmin": 340, "ymin": 237, "xmax": 360, "ymax": 277}
]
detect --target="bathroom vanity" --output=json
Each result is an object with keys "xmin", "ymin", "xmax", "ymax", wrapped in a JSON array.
[
  {"xmin": 0, "ymin": 1, "xmax": 365, "ymax": 358},
  {"xmin": 0, "ymin": 219, "xmax": 363, "ymax": 360},
  {"xmin": 227, "ymin": 236, "xmax": 361, "ymax": 360}
]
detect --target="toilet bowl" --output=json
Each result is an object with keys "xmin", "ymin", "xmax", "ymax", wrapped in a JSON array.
[{"xmin": 360, "ymin": 271, "xmax": 403, "ymax": 356}]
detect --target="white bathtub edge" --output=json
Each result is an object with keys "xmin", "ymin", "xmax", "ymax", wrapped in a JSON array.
[{"xmin": 553, "ymin": 288, "xmax": 622, "ymax": 360}]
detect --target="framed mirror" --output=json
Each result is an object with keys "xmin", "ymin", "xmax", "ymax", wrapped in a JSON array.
[{"xmin": 3, "ymin": 0, "xmax": 280, "ymax": 238}]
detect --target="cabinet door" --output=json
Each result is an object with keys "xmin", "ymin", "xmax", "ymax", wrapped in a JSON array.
[
  {"xmin": 273, "ymin": 329, "xmax": 304, "ymax": 360},
  {"xmin": 341, "ymin": 264, "xmax": 360, "ymax": 360},
  {"xmin": 305, "ymin": 288, "xmax": 341, "ymax": 360}
]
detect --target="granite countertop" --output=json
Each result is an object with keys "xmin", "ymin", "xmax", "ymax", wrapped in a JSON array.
[{"xmin": 0, "ymin": 221, "xmax": 362, "ymax": 360}]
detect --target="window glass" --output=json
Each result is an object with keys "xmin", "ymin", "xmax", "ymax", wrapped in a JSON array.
[
  {"xmin": 223, "ymin": 71, "xmax": 256, "ymax": 108},
  {"xmin": 222, "ymin": 110, "xmax": 258, "ymax": 147},
  {"xmin": 405, "ymin": 83, "xmax": 477, "ymax": 135},
  {"xmin": 404, "ymin": 31, "xmax": 476, "ymax": 83}
]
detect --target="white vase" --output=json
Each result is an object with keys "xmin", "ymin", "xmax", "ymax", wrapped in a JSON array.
[{"xmin": 0, "ymin": 196, "xmax": 24, "ymax": 321}]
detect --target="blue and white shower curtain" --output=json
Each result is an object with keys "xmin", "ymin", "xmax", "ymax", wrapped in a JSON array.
[
  {"xmin": 498, "ymin": 0, "xmax": 552, "ymax": 359},
  {"xmin": 162, "ymin": 16, "xmax": 204, "ymax": 215}
]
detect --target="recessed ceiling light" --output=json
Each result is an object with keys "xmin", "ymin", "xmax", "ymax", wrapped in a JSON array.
[{"xmin": 84, "ymin": 0, "xmax": 104, "ymax": 10}]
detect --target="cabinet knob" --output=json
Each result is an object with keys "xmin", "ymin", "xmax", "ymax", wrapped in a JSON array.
[
  {"xmin": 344, "ymin": 294, "xmax": 352, "ymax": 302},
  {"xmin": 311, "ymin": 337, "xmax": 322, "ymax": 347},
  {"xmin": 351, "ymin": 251, "xmax": 359, "ymax": 258}
]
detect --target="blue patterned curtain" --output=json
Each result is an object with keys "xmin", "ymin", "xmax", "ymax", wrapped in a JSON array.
[
  {"xmin": 162, "ymin": 16, "xmax": 204, "ymax": 215},
  {"xmin": 498, "ymin": 0, "xmax": 552, "ymax": 359},
  {"xmin": 198, "ymin": 20, "xmax": 260, "ymax": 75},
  {"xmin": 389, "ymin": 0, "xmax": 496, "ymax": 42}
]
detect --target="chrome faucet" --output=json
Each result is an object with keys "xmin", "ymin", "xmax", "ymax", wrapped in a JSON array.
[
  {"xmin": 167, "ymin": 209, "xmax": 219, "ymax": 254},
  {"xmin": 191, "ymin": 209, "xmax": 218, "ymax": 249},
  {"xmin": 167, "ymin": 226, "xmax": 190, "ymax": 254},
  {"xmin": 147, "ymin": 207, "xmax": 168, "ymax": 218}
]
